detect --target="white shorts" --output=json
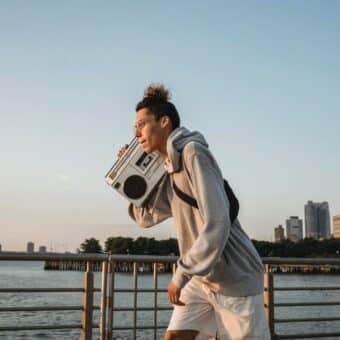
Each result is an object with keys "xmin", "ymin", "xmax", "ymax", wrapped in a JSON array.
[{"xmin": 167, "ymin": 279, "xmax": 270, "ymax": 340}]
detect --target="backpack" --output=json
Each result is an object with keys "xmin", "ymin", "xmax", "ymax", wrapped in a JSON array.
[{"xmin": 172, "ymin": 178, "xmax": 239, "ymax": 223}]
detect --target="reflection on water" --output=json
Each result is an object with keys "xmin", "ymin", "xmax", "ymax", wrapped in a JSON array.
[{"xmin": 0, "ymin": 261, "xmax": 339, "ymax": 339}]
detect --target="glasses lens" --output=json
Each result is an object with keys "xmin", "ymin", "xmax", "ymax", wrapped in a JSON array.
[{"xmin": 133, "ymin": 120, "xmax": 145, "ymax": 134}]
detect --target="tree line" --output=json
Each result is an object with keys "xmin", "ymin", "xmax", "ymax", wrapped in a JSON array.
[
  {"xmin": 80, "ymin": 236, "xmax": 340, "ymax": 258},
  {"xmin": 80, "ymin": 237, "xmax": 179, "ymax": 255}
]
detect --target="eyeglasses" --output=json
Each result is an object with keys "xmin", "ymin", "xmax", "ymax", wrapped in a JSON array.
[{"xmin": 133, "ymin": 118, "xmax": 154, "ymax": 134}]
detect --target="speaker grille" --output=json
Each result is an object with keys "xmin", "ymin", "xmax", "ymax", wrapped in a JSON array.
[{"xmin": 123, "ymin": 175, "xmax": 147, "ymax": 199}]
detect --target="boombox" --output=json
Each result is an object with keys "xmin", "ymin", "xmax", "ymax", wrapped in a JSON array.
[{"xmin": 105, "ymin": 138, "xmax": 166, "ymax": 207}]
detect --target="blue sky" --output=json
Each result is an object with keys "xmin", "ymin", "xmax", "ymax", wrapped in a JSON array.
[{"xmin": 1, "ymin": 1, "xmax": 339, "ymax": 252}]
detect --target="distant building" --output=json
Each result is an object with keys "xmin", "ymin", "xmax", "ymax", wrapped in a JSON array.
[
  {"xmin": 286, "ymin": 216, "xmax": 303, "ymax": 242},
  {"xmin": 333, "ymin": 215, "xmax": 340, "ymax": 239},
  {"xmin": 38, "ymin": 246, "xmax": 47, "ymax": 253},
  {"xmin": 274, "ymin": 225, "xmax": 285, "ymax": 242},
  {"xmin": 305, "ymin": 201, "xmax": 331, "ymax": 239},
  {"xmin": 27, "ymin": 242, "xmax": 34, "ymax": 253},
  {"xmin": 0, "ymin": 244, "xmax": 2, "ymax": 252}
]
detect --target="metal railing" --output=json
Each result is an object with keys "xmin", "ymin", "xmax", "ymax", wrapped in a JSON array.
[
  {"xmin": 0, "ymin": 253, "xmax": 106, "ymax": 339},
  {"xmin": 105, "ymin": 255, "xmax": 176, "ymax": 340},
  {"xmin": 263, "ymin": 258, "xmax": 340, "ymax": 339},
  {"xmin": 1, "ymin": 253, "xmax": 340, "ymax": 339},
  {"xmin": 0, "ymin": 253, "xmax": 175, "ymax": 340}
]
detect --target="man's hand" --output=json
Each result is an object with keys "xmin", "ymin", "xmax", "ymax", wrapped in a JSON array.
[
  {"xmin": 167, "ymin": 281, "xmax": 185, "ymax": 306},
  {"xmin": 117, "ymin": 144, "xmax": 129, "ymax": 160}
]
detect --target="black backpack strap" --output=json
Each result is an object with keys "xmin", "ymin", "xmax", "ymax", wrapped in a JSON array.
[
  {"xmin": 172, "ymin": 178, "xmax": 239, "ymax": 223},
  {"xmin": 223, "ymin": 179, "xmax": 239, "ymax": 223},
  {"xmin": 172, "ymin": 180, "xmax": 198, "ymax": 209}
]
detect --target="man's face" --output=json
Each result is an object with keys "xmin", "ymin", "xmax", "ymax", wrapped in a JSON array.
[{"xmin": 134, "ymin": 108, "xmax": 169, "ymax": 154}]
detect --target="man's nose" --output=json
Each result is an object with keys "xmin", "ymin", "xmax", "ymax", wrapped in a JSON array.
[{"xmin": 134, "ymin": 129, "xmax": 141, "ymax": 138}]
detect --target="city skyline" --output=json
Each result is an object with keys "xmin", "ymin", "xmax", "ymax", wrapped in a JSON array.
[
  {"xmin": 0, "ymin": 241, "xmax": 64, "ymax": 253},
  {"xmin": 286, "ymin": 216, "xmax": 303, "ymax": 242},
  {"xmin": 2, "ymin": 199, "xmax": 339, "ymax": 253},
  {"xmin": 274, "ymin": 225, "xmax": 285, "ymax": 243},
  {"xmin": 333, "ymin": 215, "xmax": 340, "ymax": 239},
  {"xmin": 305, "ymin": 201, "xmax": 331, "ymax": 239},
  {"xmin": 1, "ymin": 205, "xmax": 340, "ymax": 253},
  {"xmin": 1, "ymin": 2, "xmax": 340, "ymax": 251},
  {"xmin": 273, "ymin": 201, "xmax": 339, "ymax": 242}
]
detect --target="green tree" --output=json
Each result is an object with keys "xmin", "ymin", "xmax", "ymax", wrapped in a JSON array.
[
  {"xmin": 253, "ymin": 238, "xmax": 340, "ymax": 258},
  {"xmin": 105, "ymin": 237, "xmax": 133, "ymax": 254},
  {"xmin": 103, "ymin": 236, "xmax": 180, "ymax": 255},
  {"xmin": 158, "ymin": 238, "xmax": 179, "ymax": 255},
  {"xmin": 80, "ymin": 238, "xmax": 103, "ymax": 253},
  {"xmin": 252, "ymin": 240, "xmax": 272, "ymax": 257},
  {"xmin": 132, "ymin": 237, "xmax": 151, "ymax": 254}
]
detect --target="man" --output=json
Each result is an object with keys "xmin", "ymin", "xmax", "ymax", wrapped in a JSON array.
[{"xmin": 124, "ymin": 84, "xmax": 270, "ymax": 340}]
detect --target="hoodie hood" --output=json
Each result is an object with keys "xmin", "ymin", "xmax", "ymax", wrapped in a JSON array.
[{"xmin": 164, "ymin": 126, "xmax": 208, "ymax": 173}]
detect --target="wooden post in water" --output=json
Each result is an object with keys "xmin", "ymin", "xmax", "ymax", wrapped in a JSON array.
[
  {"xmin": 81, "ymin": 261, "xmax": 94, "ymax": 340},
  {"xmin": 264, "ymin": 264, "xmax": 275, "ymax": 338}
]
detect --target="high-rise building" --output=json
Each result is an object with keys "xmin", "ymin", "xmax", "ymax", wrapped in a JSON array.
[
  {"xmin": 286, "ymin": 216, "xmax": 303, "ymax": 242},
  {"xmin": 27, "ymin": 242, "xmax": 34, "ymax": 253},
  {"xmin": 38, "ymin": 246, "xmax": 47, "ymax": 253},
  {"xmin": 305, "ymin": 201, "xmax": 331, "ymax": 240},
  {"xmin": 274, "ymin": 225, "xmax": 285, "ymax": 242},
  {"xmin": 333, "ymin": 215, "xmax": 340, "ymax": 239}
]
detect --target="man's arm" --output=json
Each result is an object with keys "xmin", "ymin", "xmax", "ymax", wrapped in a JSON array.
[
  {"xmin": 129, "ymin": 175, "xmax": 172, "ymax": 227},
  {"xmin": 172, "ymin": 144, "xmax": 231, "ymax": 289}
]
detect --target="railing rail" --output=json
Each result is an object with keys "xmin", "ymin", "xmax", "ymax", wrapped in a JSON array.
[
  {"xmin": 263, "ymin": 258, "xmax": 340, "ymax": 340},
  {"xmin": 1, "ymin": 253, "xmax": 340, "ymax": 339}
]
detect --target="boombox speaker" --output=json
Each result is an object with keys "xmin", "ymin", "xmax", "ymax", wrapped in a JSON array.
[{"xmin": 105, "ymin": 138, "xmax": 166, "ymax": 207}]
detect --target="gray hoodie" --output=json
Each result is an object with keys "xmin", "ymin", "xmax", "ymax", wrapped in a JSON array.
[{"xmin": 129, "ymin": 127, "xmax": 264, "ymax": 297}]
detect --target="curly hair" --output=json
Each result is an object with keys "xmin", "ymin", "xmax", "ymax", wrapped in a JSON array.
[{"xmin": 135, "ymin": 83, "xmax": 180, "ymax": 130}]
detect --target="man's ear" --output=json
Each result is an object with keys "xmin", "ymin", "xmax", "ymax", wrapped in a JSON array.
[{"xmin": 161, "ymin": 116, "xmax": 170, "ymax": 128}]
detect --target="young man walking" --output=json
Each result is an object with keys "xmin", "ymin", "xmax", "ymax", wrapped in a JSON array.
[{"xmin": 125, "ymin": 84, "xmax": 270, "ymax": 340}]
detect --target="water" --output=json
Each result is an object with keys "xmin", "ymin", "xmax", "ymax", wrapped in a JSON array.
[{"xmin": 0, "ymin": 261, "xmax": 340, "ymax": 339}]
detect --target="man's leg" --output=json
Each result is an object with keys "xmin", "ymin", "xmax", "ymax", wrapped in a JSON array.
[
  {"xmin": 166, "ymin": 279, "xmax": 217, "ymax": 339},
  {"xmin": 164, "ymin": 329, "xmax": 199, "ymax": 340},
  {"xmin": 212, "ymin": 293, "xmax": 270, "ymax": 340}
]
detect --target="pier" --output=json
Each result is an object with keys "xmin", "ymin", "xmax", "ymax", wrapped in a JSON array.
[
  {"xmin": 44, "ymin": 258, "xmax": 173, "ymax": 273},
  {"xmin": 0, "ymin": 253, "xmax": 340, "ymax": 339}
]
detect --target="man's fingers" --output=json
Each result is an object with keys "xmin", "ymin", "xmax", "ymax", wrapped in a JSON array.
[
  {"xmin": 167, "ymin": 281, "xmax": 185, "ymax": 306},
  {"xmin": 168, "ymin": 293, "xmax": 185, "ymax": 306},
  {"xmin": 174, "ymin": 299, "xmax": 185, "ymax": 306},
  {"xmin": 117, "ymin": 144, "xmax": 129, "ymax": 159}
]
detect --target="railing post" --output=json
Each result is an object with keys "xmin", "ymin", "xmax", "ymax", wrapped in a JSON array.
[
  {"xmin": 153, "ymin": 262, "xmax": 158, "ymax": 340},
  {"xmin": 81, "ymin": 261, "xmax": 94, "ymax": 340},
  {"xmin": 100, "ymin": 260, "xmax": 108, "ymax": 340},
  {"xmin": 106, "ymin": 260, "xmax": 115, "ymax": 340},
  {"xmin": 264, "ymin": 264, "xmax": 275, "ymax": 338},
  {"xmin": 132, "ymin": 262, "xmax": 138, "ymax": 340}
]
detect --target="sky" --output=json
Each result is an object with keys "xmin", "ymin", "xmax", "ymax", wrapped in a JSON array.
[{"xmin": 1, "ymin": 1, "xmax": 339, "ymax": 252}]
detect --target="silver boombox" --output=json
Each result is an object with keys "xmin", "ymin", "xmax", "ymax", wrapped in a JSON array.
[{"xmin": 105, "ymin": 138, "xmax": 166, "ymax": 207}]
